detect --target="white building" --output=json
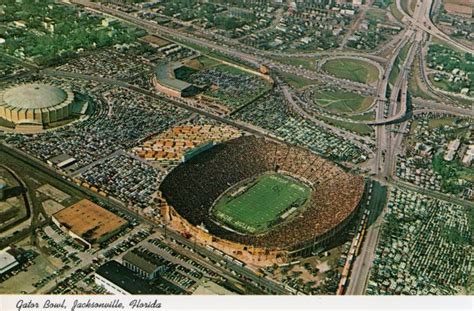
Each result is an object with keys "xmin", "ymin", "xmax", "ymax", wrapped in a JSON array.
[
  {"xmin": 444, "ymin": 139, "xmax": 461, "ymax": 161},
  {"xmin": 462, "ymin": 145, "xmax": 474, "ymax": 166},
  {"xmin": 0, "ymin": 247, "xmax": 19, "ymax": 275}
]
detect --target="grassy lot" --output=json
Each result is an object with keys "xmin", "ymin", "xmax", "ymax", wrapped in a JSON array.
[
  {"xmin": 345, "ymin": 111, "xmax": 376, "ymax": 122},
  {"xmin": 366, "ymin": 8, "xmax": 388, "ymax": 21},
  {"xmin": 318, "ymin": 115, "xmax": 374, "ymax": 136},
  {"xmin": 388, "ymin": 42, "xmax": 412, "ymax": 87},
  {"xmin": 322, "ymin": 58, "xmax": 379, "ymax": 84},
  {"xmin": 184, "ymin": 55, "xmax": 220, "ymax": 70},
  {"xmin": 314, "ymin": 90, "xmax": 374, "ymax": 114},
  {"xmin": 213, "ymin": 173, "xmax": 310, "ymax": 234},
  {"xmin": 427, "ymin": 117, "xmax": 456, "ymax": 129},
  {"xmin": 271, "ymin": 55, "xmax": 316, "ymax": 70},
  {"xmin": 399, "ymin": 42, "xmax": 411, "ymax": 64},
  {"xmin": 390, "ymin": 1, "xmax": 405, "ymax": 22},
  {"xmin": 172, "ymin": 38, "xmax": 258, "ymax": 70},
  {"xmin": 409, "ymin": 120, "xmax": 419, "ymax": 134},
  {"xmin": 408, "ymin": 56, "xmax": 436, "ymax": 100},
  {"xmin": 217, "ymin": 64, "xmax": 252, "ymax": 75},
  {"xmin": 428, "ymin": 74, "xmax": 452, "ymax": 92},
  {"xmin": 279, "ymin": 71, "xmax": 318, "ymax": 89},
  {"xmin": 388, "ymin": 57, "xmax": 400, "ymax": 86}
]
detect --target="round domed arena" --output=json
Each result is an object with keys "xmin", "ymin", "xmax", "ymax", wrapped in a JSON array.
[
  {"xmin": 159, "ymin": 135, "xmax": 366, "ymax": 263},
  {"xmin": 0, "ymin": 83, "xmax": 74, "ymax": 126}
]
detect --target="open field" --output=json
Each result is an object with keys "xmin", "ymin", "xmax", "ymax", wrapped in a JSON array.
[
  {"xmin": 366, "ymin": 8, "xmax": 389, "ymax": 21},
  {"xmin": 213, "ymin": 173, "xmax": 310, "ymax": 234},
  {"xmin": 322, "ymin": 59, "xmax": 379, "ymax": 84},
  {"xmin": 271, "ymin": 56, "xmax": 316, "ymax": 71},
  {"xmin": 313, "ymin": 90, "xmax": 374, "ymax": 114},
  {"xmin": 184, "ymin": 55, "xmax": 220, "ymax": 70},
  {"xmin": 318, "ymin": 115, "xmax": 374, "ymax": 136},
  {"xmin": 427, "ymin": 117, "xmax": 456, "ymax": 129},
  {"xmin": 345, "ymin": 111, "xmax": 376, "ymax": 122},
  {"xmin": 279, "ymin": 72, "xmax": 318, "ymax": 89},
  {"xmin": 444, "ymin": 0, "xmax": 473, "ymax": 16},
  {"xmin": 408, "ymin": 56, "xmax": 436, "ymax": 100}
]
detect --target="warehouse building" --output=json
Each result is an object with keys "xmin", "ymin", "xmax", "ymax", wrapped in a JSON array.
[
  {"xmin": 52, "ymin": 199, "xmax": 128, "ymax": 248},
  {"xmin": 122, "ymin": 248, "xmax": 166, "ymax": 280}
]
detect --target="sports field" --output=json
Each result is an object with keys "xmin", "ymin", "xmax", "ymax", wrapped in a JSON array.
[
  {"xmin": 322, "ymin": 58, "xmax": 379, "ymax": 84},
  {"xmin": 313, "ymin": 90, "xmax": 373, "ymax": 114},
  {"xmin": 213, "ymin": 173, "xmax": 311, "ymax": 234}
]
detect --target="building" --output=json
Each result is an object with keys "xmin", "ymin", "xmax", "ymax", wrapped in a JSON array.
[
  {"xmin": 52, "ymin": 199, "xmax": 128, "ymax": 248},
  {"xmin": 122, "ymin": 248, "xmax": 166, "ymax": 280},
  {"xmin": 0, "ymin": 247, "xmax": 19, "ymax": 276},
  {"xmin": 153, "ymin": 62, "xmax": 201, "ymax": 98},
  {"xmin": 46, "ymin": 153, "xmax": 77, "ymax": 170},
  {"xmin": 462, "ymin": 145, "xmax": 474, "ymax": 167},
  {"xmin": 95, "ymin": 261, "xmax": 167, "ymax": 295},
  {"xmin": 0, "ymin": 83, "xmax": 75, "ymax": 126},
  {"xmin": 444, "ymin": 139, "xmax": 461, "ymax": 161},
  {"xmin": 192, "ymin": 280, "xmax": 235, "ymax": 295}
]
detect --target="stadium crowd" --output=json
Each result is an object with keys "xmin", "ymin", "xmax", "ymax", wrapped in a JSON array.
[{"xmin": 160, "ymin": 135, "xmax": 365, "ymax": 250}]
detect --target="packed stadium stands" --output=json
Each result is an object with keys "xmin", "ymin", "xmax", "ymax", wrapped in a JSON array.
[{"xmin": 160, "ymin": 135, "xmax": 365, "ymax": 253}]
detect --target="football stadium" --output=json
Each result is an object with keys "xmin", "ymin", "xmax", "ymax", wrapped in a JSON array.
[{"xmin": 160, "ymin": 136, "xmax": 366, "ymax": 264}]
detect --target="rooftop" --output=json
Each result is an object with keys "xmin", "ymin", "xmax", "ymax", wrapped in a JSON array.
[
  {"xmin": 53, "ymin": 199, "xmax": 128, "ymax": 243},
  {"xmin": 0, "ymin": 247, "xmax": 18, "ymax": 274},
  {"xmin": 192, "ymin": 280, "xmax": 235, "ymax": 295},
  {"xmin": 1, "ymin": 83, "xmax": 68, "ymax": 109},
  {"xmin": 155, "ymin": 62, "xmax": 192, "ymax": 92},
  {"xmin": 95, "ymin": 260, "xmax": 166, "ymax": 294},
  {"xmin": 122, "ymin": 248, "xmax": 164, "ymax": 274}
]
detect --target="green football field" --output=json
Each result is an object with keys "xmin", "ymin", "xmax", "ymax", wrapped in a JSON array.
[{"xmin": 213, "ymin": 173, "xmax": 311, "ymax": 234}]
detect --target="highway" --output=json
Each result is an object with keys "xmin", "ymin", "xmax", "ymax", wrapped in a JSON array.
[
  {"xmin": 397, "ymin": 0, "xmax": 473, "ymax": 54},
  {"xmin": 70, "ymin": 0, "xmax": 379, "ymax": 95},
  {"xmin": 346, "ymin": 0, "xmax": 452, "ymax": 294},
  {"xmin": 48, "ymin": 0, "xmax": 474, "ymax": 296},
  {"xmin": 280, "ymin": 82, "xmax": 375, "ymax": 154}
]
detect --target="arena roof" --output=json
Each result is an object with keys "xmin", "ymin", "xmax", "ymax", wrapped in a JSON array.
[
  {"xmin": 2, "ymin": 83, "xmax": 67, "ymax": 109},
  {"xmin": 52, "ymin": 199, "xmax": 128, "ymax": 243}
]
